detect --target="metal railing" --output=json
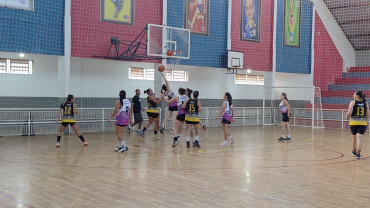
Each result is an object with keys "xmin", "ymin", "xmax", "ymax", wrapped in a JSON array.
[{"xmin": 0, "ymin": 107, "xmax": 352, "ymax": 137}]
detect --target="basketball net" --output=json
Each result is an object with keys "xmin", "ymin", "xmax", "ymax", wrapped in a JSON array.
[{"xmin": 167, "ymin": 50, "xmax": 182, "ymax": 66}]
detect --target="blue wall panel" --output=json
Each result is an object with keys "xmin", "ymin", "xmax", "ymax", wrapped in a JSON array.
[
  {"xmin": 276, "ymin": 0, "xmax": 312, "ymax": 74},
  {"xmin": 0, "ymin": 0, "xmax": 64, "ymax": 55},
  {"xmin": 167, "ymin": 0, "xmax": 228, "ymax": 68}
]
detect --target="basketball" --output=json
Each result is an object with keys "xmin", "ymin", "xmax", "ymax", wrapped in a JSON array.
[
  {"xmin": 158, "ymin": 64, "xmax": 165, "ymax": 72},
  {"xmin": 167, "ymin": 50, "xmax": 174, "ymax": 57}
]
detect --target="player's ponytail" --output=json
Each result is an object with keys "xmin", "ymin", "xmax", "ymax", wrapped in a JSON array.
[
  {"xmin": 225, "ymin": 92, "xmax": 232, "ymax": 106},
  {"xmin": 119, "ymin": 90, "xmax": 126, "ymax": 106},
  {"xmin": 144, "ymin": 88, "xmax": 152, "ymax": 95},
  {"xmin": 356, "ymin": 91, "xmax": 366, "ymax": 101},
  {"xmin": 187, "ymin": 88, "xmax": 193, "ymax": 99},
  {"xmin": 193, "ymin": 91, "xmax": 199, "ymax": 101},
  {"xmin": 282, "ymin": 92, "xmax": 288, "ymax": 101},
  {"xmin": 66, "ymin": 94, "xmax": 74, "ymax": 103}
]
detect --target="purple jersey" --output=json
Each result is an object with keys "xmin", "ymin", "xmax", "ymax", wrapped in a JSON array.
[
  {"xmin": 280, "ymin": 101, "xmax": 288, "ymax": 114},
  {"xmin": 222, "ymin": 101, "xmax": 233, "ymax": 121},
  {"xmin": 177, "ymin": 94, "xmax": 188, "ymax": 115},
  {"xmin": 116, "ymin": 99, "xmax": 131, "ymax": 126}
]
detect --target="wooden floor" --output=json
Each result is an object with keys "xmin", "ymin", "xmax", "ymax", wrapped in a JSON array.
[{"xmin": 1, "ymin": 126, "xmax": 370, "ymax": 208}]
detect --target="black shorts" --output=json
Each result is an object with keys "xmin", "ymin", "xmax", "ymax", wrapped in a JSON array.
[
  {"xmin": 116, "ymin": 124, "xmax": 127, "ymax": 127},
  {"xmin": 169, "ymin": 106, "xmax": 178, "ymax": 112},
  {"xmin": 185, "ymin": 121, "xmax": 200, "ymax": 125},
  {"xmin": 282, "ymin": 113, "xmax": 290, "ymax": 122},
  {"xmin": 147, "ymin": 112, "xmax": 159, "ymax": 118},
  {"xmin": 350, "ymin": 125, "xmax": 367, "ymax": 135},
  {"xmin": 134, "ymin": 112, "xmax": 143, "ymax": 123},
  {"xmin": 176, "ymin": 114, "xmax": 185, "ymax": 121},
  {"xmin": 221, "ymin": 119, "xmax": 231, "ymax": 124},
  {"xmin": 61, "ymin": 122, "xmax": 76, "ymax": 127}
]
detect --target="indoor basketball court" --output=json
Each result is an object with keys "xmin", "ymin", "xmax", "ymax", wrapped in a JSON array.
[{"xmin": 1, "ymin": 0, "xmax": 370, "ymax": 207}]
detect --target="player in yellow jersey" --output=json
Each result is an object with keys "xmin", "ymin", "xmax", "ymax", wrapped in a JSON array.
[
  {"xmin": 56, "ymin": 95, "xmax": 88, "ymax": 147},
  {"xmin": 183, "ymin": 90, "xmax": 202, "ymax": 148},
  {"xmin": 346, "ymin": 91, "xmax": 369, "ymax": 159}
]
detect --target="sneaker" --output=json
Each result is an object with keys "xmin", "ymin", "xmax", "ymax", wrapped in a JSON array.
[
  {"xmin": 202, "ymin": 124, "xmax": 207, "ymax": 131},
  {"xmin": 219, "ymin": 141, "xmax": 229, "ymax": 146},
  {"xmin": 152, "ymin": 134, "xmax": 159, "ymax": 140},
  {"xmin": 114, "ymin": 146, "xmax": 121, "ymax": 152},
  {"xmin": 230, "ymin": 136, "xmax": 235, "ymax": 144},
  {"xmin": 186, "ymin": 141, "xmax": 190, "ymax": 148},
  {"xmin": 193, "ymin": 142, "xmax": 196, "ymax": 147},
  {"xmin": 278, "ymin": 137, "xmax": 285, "ymax": 141},
  {"xmin": 56, "ymin": 142, "xmax": 60, "ymax": 147},
  {"xmin": 126, "ymin": 125, "xmax": 132, "ymax": 133},
  {"xmin": 172, "ymin": 140, "xmax": 178, "ymax": 147},
  {"xmin": 83, "ymin": 141, "xmax": 89, "ymax": 146},
  {"xmin": 137, "ymin": 130, "xmax": 141, "ymax": 133},
  {"xmin": 194, "ymin": 140, "xmax": 201, "ymax": 148},
  {"xmin": 285, "ymin": 137, "xmax": 292, "ymax": 140},
  {"xmin": 119, "ymin": 146, "xmax": 129, "ymax": 152},
  {"xmin": 138, "ymin": 130, "xmax": 145, "ymax": 138},
  {"xmin": 170, "ymin": 129, "xmax": 174, "ymax": 134},
  {"xmin": 351, "ymin": 150, "xmax": 357, "ymax": 156},
  {"xmin": 356, "ymin": 154, "xmax": 361, "ymax": 160},
  {"xmin": 159, "ymin": 126, "xmax": 164, "ymax": 134}
]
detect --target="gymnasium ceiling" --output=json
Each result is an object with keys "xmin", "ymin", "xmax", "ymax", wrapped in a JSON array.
[{"xmin": 323, "ymin": 0, "xmax": 370, "ymax": 50}]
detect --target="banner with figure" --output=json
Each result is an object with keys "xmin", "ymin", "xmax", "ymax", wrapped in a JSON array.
[
  {"xmin": 184, "ymin": 0, "xmax": 209, "ymax": 35},
  {"xmin": 283, "ymin": 0, "xmax": 301, "ymax": 47},
  {"xmin": 101, "ymin": 0, "xmax": 134, "ymax": 25},
  {"xmin": 240, "ymin": 0, "xmax": 260, "ymax": 42}
]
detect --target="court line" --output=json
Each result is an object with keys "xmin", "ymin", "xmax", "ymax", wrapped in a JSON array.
[
  {"xmin": 146, "ymin": 167, "xmax": 318, "ymax": 208},
  {"xmin": 0, "ymin": 190, "xmax": 35, "ymax": 208}
]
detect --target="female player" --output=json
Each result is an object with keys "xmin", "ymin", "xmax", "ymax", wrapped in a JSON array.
[
  {"xmin": 108, "ymin": 90, "xmax": 131, "ymax": 152},
  {"xmin": 278, "ymin": 93, "xmax": 292, "ymax": 141},
  {"xmin": 183, "ymin": 90, "xmax": 201, "ymax": 148},
  {"xmin": 216, "ymin": 92, "xmax": 235, "ymax": 146},
  {"xmin": 56, "ymin": 95, "xmax": 88, "ymax": 147},
  {"xmin": 159, "ymin": 74, "xmax": 178, "ymax": 134},
  {"xmin": 162, "ymin": 87, "xmax": 187, "ymax": 147},
  {"xmin": 346, "ymin": 91, "xmax": 369, "ymax": 159},
  {"xmin": 138, "ymin": 89, "xmax": 162, "ymax": 140}
]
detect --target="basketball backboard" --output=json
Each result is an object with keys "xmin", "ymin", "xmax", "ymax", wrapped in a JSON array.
[
  {"xmin": 147, "ymin": 24, "xmax": 190, "ymax": 59},
  {"xmin": 227, "ymin": 50, "xmax": 244, "ymax": 69}
]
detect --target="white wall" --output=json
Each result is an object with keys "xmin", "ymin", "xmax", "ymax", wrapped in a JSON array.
[
  {"xmin": 0, "ymin": 52, "xmax": 59, "ymax": 97},
  {"xmin": 356, "ymin": 50, "xmax": 370, "ymax": 67},
  {"xmin": 0, "ymin": 54, "xmax": 265, "ymax": 100}
]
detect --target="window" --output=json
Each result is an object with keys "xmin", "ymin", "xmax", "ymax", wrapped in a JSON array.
[
  {"xmin": 166, "ymin": 69, "xmax": 188, "ymax": 82},
  {"xmin": 235, "ymin": 74, "xmax": 264, "ymax": 85},
  {"xmin": 129, "ymin": 67, "xmax": 154, "ymax": 80},
  {"xmin": 0, "ymin": 58, "xmax": 33, "ymax": 75}
]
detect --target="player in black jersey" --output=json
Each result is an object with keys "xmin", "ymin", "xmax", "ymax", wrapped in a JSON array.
[
  {"xmin": 138, "ymin": 88, "xmax": 163, "ymax": 139},
  {"xmin": 56, "ymin": 95, "xmax": 88, "ymax": 147},
  {"xmin": 182, "ymin": 90, "xmax": 202, "ymax": 148},
  {"xmin": 346, "ymin": 91, "xmax": 369, "ymax": 159}
]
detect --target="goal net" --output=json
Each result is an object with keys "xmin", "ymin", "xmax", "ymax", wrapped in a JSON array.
[{"xmin": 263, "ymin": 86, "xmax": 324, "ymax": 129}]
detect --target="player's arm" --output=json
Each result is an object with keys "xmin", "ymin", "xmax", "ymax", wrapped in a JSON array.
[
  {"xmin": 162, "ymin": 94, "xmax": 177, "ymax": 104},
  {"xmin": 182, "ymin": 98, "xmax": 189, "ymax": 109},
  {"xmin": 198, "ymin": 100, "xmax": 202, "ymax": 113},
  {"xmin": 57, "ymin": 108, "xmax": 62, "ymax": 122},
  {"xmin": 284, "ymin": 100, "xmax": 291, "ymax": 117},
  {"xmin": 73, "ymin": 103, "xmax": 78, "ymax": 115},
  {"xmin": 150, "ymin": 95, "xmax": 162, "ymax": 104},
  {"xmin": 216, "ymin": 102, "xmax": 226, "ymax": 119},
  {"xmin": 109, "ymin": 101, "xmax": 121, "ymax": 122},
  {"xmin": 161, "ymin": 73, "xmax": 172, "ymax": 93},
  {"xmin": 128, "ymin": 106, "xmax": 132, "ymax": 123},
  {"xmin": 366, "ymin": 101, "xmax": 369, "ymax": 121},
  {"xmin": 346, "ymin": 101, "xmax": 355, "ymax": 120}
]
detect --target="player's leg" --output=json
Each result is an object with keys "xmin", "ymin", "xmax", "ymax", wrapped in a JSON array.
[
  {"xmin": 185, "ymin": 123, "xmax": 192, "ymax": 148},
  {"xmin": 71, "ymin": 123, "xmax": 88, "ymax": 146},
  {"xmin": 160, "ymin": 110, "xmax": 172, "ymax": 134},
  {"xmin": 56, "ymin": 124, "xmax": 67, "ymax": 147},
  {"xmin": 152, "ymin": 116, "xmax": 160, "ymax": 140},
  {"xmin": 193, "ymin": 123, "xmax": 201, "ymax": 148}
]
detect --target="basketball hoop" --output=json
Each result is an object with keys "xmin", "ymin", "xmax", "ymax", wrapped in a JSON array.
[
  {"xmin": 226, "ymin": 65, "xmax": 240, "ymax": 74},
  {"xmin": 167, "ymin": 50, "xmax": 182, "ymax": 66}
]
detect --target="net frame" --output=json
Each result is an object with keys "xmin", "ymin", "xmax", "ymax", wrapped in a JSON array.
[{"xmin": 263, "ymin": 86, "xmax": 324, "ymax": 129}]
